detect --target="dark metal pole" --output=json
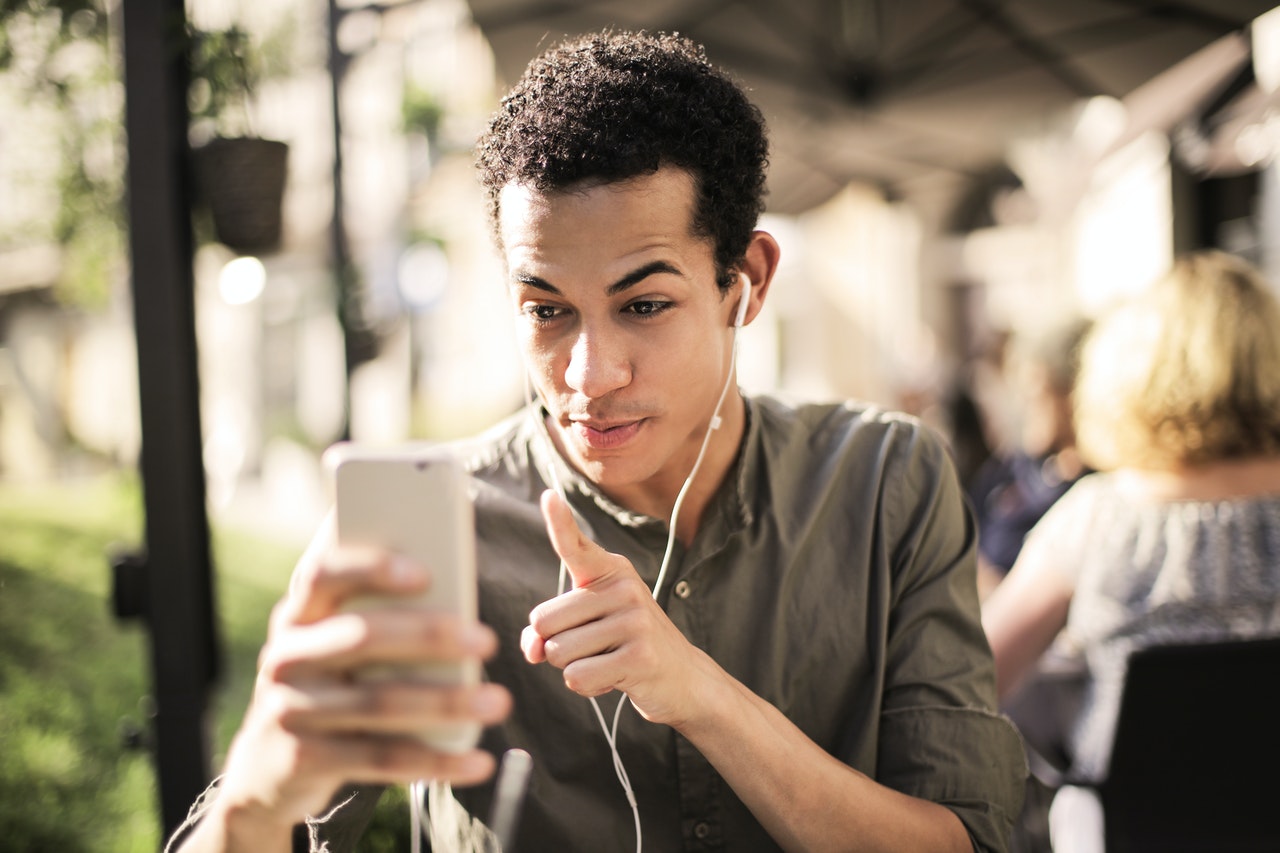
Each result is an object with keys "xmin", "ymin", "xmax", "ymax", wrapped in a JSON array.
[
  {"xmin": 328, "ymin": 0, "xmax": 357, "ymax": 440},
  {"xmin": 327, "ymin": 0, "xmax": 380, "ymax": 438},
  {"xmin": 119, "ymin": 0, "xmax": 221, "ymax": 837},
  {"xmin": 328, "ymin": 0, "xmax": 350, "ymax": 285}
]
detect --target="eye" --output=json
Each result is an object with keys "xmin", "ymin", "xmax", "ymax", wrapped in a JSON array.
[
  {"xmin": 625, "ymin": 299, "xmax": 673, "ymax": 317},
  {"xmin": 522, "ymin": 303, "xmax": 563, "ymax": 323}
]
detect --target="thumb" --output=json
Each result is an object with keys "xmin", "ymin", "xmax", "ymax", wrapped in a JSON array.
[{"xmin": 540, "ymin": 489, "xmax": 625, "ymax": 590}]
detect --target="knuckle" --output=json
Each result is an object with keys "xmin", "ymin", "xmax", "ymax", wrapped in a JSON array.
[
  {"xmin": 268, "ymin": 735, "xmax": 308, "ymax": 779},
  {"xmin": 339, "ymin": 613, "xmax": 376, "ymax": 654},
  {"xmin": 258, "ymin": 646, "xmax": 291, "ymax": 683},
  {"xmin": 254, "ymin": 686, "xmax": 294, "ymax": 726},
  {"xmin": 417, "ymin": 613, "xmax": 449, "ymax": 643},
  {"xmin": 616, "ymin": 606, "xmax": 648, "ymax": 635},
  {"xmin": 629, "ymin": 642, "xmax": 660, "ymax": 673},
  {"xmin": 276, "ymin": 702, "xmax": 309, "ymax": 734},
  {"xmin": 562, "ymin": 662, "xmax": 603, "ymax": 696},
  {"xmin": 414, "ymin": 613, "xmax": 457, "ymax": 652},
  {"xmin": 382, "ymin": 682, "xmax": 443, "ymax": 720},
  {"xmin": 367, "ymin": 738, "xmax": 397, "ymax": 772},
  {"xmin": 432, "ymin": 687, "xmax": 468, "ymax": 720},
  {"xmin": 359, "ymin": 683, "xmax": 395, "ymax": 717},
  {"xmin": 527, "ymin": 605, "xmax": 549, "ymax": 634},
  {"xmin": 616, "ymin": 577, "xmax": 650, "ymax": 606},
  {"xmin": 368, "ymin": 736, "xmax": 417, "ymax": 774},
  {"xmin": 267, "ymin": 599, "xmax": 295, "ymax": 633},
  {"xmin": 291, "ymin": 563, "xmax": 325, "ymax": 603},
  {"xmin": 543, "ymin": 639, "xmax": 570, "ymax": 670}
]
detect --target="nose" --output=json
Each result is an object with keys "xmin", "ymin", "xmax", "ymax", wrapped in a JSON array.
[{"xmin": 563, "ymin": 329, "xmax": 631, "ymax": 398}]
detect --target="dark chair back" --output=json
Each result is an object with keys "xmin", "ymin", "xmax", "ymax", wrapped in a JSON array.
[{"xmin": 1098, "ymin": 635, "xmax": 1280, "ymax": 853}]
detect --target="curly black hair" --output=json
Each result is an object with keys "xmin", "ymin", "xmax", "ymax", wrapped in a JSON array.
[{"xmin": 475, "ymin": 30, "xmax": 769, "ymax": 290}]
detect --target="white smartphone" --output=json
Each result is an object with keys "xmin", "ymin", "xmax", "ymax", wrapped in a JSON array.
[{"xmin": 322, "ymin": 441, "xmax": 481, "ymax": 754}]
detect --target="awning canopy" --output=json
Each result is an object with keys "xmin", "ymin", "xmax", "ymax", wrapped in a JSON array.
[{"xmin": 463, "ymin": 0, "xmax": 1278, "ymax": 218}]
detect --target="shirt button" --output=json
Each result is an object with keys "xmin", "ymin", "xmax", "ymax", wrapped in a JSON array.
[
  {"xmin": 693, "ymin": 821, "xmax": 710, "ymax": 839},
  {"xmin": 674, "ymin": 580, "xmax": 692, "ymax": 599}
]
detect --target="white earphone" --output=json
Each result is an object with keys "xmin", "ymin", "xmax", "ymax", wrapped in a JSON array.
[{"xmin": 734, "ymin": 272, "xmax": 751, "ymax": 328}]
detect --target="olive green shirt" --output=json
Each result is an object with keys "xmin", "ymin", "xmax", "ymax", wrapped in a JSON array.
[{"xmin": 175, "ymin": 395, "xmax": 1025, "ymax": 852}]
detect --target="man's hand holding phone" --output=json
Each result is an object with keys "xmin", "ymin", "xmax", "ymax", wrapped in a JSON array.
[{"xmin": 176, "ymin": 451, "xmax": 510, "ymax": 853}]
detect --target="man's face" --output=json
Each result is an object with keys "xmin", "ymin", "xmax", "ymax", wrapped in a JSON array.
[{"xmin": 499, "ymin": 166, "xmax": 739, "ymax": 500}]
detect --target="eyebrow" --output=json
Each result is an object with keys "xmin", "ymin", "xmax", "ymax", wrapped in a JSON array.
[{"xmin": 515, "ymin": 260, "xmax": 684, "ymax": 296}]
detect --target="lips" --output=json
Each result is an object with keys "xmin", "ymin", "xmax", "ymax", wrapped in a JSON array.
[{"xmin": 570, "ymin": 418, "xmax": 644, "ymax": 450}]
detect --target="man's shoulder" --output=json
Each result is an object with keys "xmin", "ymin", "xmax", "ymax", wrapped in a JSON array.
[
  {"xmin": 747, "ymin": 394, "xmax": 957, "ymax": 514},
  {"xmin": 443, "ymin": 407, "xmax": 536, "ymax": 483},
  {"xmin": 750, "ymin": 393, "xmax": 939, "ymax": 455}
]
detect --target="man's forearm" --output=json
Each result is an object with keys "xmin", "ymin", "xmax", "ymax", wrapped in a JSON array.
[{"xmin": 676, "ymin": 650, "xmax": 970, "ymax": 853}]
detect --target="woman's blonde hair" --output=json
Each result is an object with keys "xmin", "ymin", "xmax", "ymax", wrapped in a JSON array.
[{"xmin": 1074, "ymin": 250, "xmax": 1280, "ymax": 471}]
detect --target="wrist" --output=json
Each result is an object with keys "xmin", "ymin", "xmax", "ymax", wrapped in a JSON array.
[
  {"xmin": 187, "ymin": 794, "xmax": 297, "ymax": 853},
  {"xmin": 669, "ymin": 647, "xmax": 739, "ymax": 738}
]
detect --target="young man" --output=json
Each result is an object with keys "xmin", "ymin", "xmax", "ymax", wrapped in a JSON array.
[{"xmin": 172, "ymin": 31, "xmax": 1024, "ymax": 853}]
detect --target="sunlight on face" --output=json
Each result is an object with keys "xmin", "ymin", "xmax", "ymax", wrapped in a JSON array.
[{"xmin": 499, "ymin": 167, "xmax": 740, "ymax": 502}]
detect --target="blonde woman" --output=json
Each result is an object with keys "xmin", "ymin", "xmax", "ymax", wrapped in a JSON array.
[{"xmin": 982, "ymin": 250, "xmax": 1280, "ymax": 850}]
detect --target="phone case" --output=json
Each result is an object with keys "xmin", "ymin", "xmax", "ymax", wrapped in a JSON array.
[{"xmin": 323, "ymin": 442, "xmax": 481, "ymax": 753}]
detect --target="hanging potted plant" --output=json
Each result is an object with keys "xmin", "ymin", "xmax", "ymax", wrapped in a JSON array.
[{"xmin": 187, "ymin": 22, "xmax": 290, "ymax": 255}]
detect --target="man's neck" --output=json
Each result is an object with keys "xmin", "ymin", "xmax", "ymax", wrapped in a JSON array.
[
  {"xmin": 659, "ymin": 394, "xmax": 747, "ymax": 545},
  {"xmin": 546, "ymin": 395, "xmax": 747, "ymax": 546}
]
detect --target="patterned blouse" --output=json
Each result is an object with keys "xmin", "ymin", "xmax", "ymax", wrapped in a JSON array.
[{"xmin": 1018, "ymin": 471, "xmax": 1280, "ymax": 780}]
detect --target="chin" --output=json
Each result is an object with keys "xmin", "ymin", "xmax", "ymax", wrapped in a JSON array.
[
  {"xmin": 568, "ymin": 449, "xmax": 650, "ymax": 489},
  {"xmin": 571, "ymin": 440, "xmax": 677, "ymax": 498}
]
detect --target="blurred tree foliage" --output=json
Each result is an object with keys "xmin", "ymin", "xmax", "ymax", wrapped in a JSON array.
[
  {"xmin": 0, "ymin": 0, "xmax": 124, "ymax": 310},
  {"xmin": 0, "ymin": 0, "xmax": 295, "ymax": 310},
  {"xmin": 187, "ymin": 16, "xmax": 294, "ymax": 141}
]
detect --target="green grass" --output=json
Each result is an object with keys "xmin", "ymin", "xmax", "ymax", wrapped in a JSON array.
[
  {"xmin": 0, "ymin": 474, "xmax": 412, "ymax": 850},
  {"xmin": 0, "ymin": 475, "xmax": 156, "ymax": 852}
]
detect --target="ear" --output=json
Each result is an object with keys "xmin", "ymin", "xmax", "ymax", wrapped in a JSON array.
[{"xmin": 734, "ymin": 231, "xmax": 781, "ymax": 328}]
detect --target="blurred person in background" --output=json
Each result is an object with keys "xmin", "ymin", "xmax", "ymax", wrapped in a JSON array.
[
  {"xmin": 967, "ymin": 319, "xmax": 1092, "ymax": 601},
  {"xmin": 982, "ymin": 249, "xmax": 1280, "ymax": 852},
  {"xmin": 929, "ymin": 372, "xmax": 994, "ymax": 496}
]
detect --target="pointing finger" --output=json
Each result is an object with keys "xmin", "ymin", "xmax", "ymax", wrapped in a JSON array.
[{"xmin": 540, "ymin": 489, "xmax": 621, "ymax": 589}]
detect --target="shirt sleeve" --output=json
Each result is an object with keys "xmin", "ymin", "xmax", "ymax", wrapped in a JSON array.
[{"xmin": 875, "ymin": 422, "xmax": 1028, "ymax": 853}]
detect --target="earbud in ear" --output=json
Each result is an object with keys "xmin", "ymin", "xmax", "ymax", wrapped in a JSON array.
[{"xmin": 734, "ymin": 273, "xmax": 751, "ymax": 328}]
